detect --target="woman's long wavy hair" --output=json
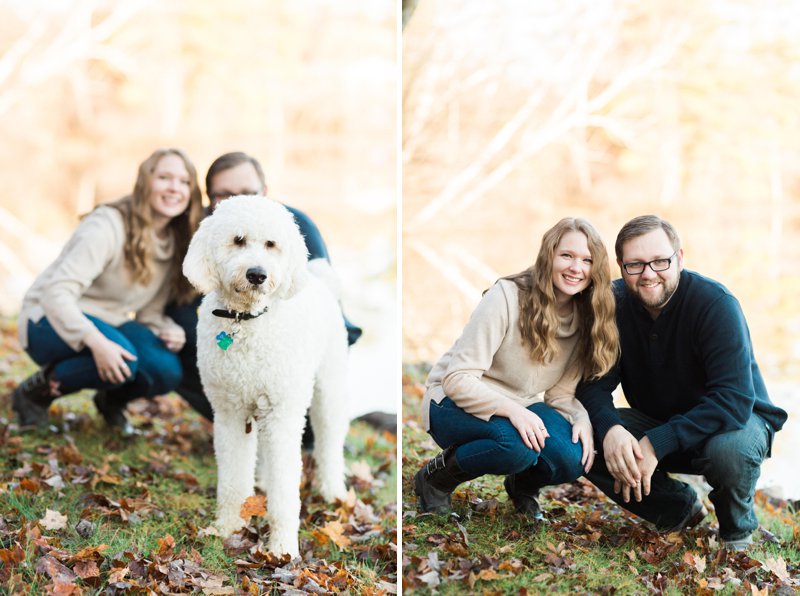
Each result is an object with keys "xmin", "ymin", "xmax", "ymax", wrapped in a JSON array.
[
  {"xmin": 502, "ymin": 217, "xmax": 619, "ymax": 380},
  {"xmin": 107, "ymin": 148, "xmax": 203, "ymax": 304}
]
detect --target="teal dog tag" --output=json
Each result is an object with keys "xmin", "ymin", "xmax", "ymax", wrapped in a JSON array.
[{"xmin": 216, "ymin": 331, "xmax": 234, "ymax": 350}]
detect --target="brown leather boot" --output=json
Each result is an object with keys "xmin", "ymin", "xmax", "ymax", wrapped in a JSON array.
[
  {"xmin": 93, "ymin": 391, "xmax": 135, "ymax": 436},
  {"xmin": 413, "ymin": 446, "xmax": 475, "ymax": 513},
  {"xmin": 11, "ymin": 366, "xmax": 55, "ymax": 428},
  {"xmin": 504, "ymin": 473, "xmax": 544, "ymax": 521}
]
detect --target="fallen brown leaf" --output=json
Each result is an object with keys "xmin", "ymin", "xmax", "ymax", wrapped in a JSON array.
[
  {"xmin": 321, "ymin": 520, "xmax": 353, "ymax": 549},
  {"xmin": 39, "ymin": 509, "xmax": 68, "ymax": 531},
  {"xmin": 239, "ymin": 495, "xmax": 267, "ymax": 521}
]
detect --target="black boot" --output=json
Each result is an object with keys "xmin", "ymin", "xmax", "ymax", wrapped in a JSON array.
[
  {"xmin": 504, "ymin": 473, "xmax": 544, "ymax": 521},
  {"xmin": 413, "ymin": 446, "xmax": 474, "ymax": 513},
  {"xmin": 11, "ymin": 366, "xmax": 55, "ymax": 428},
  {"xmin": 93, "ymin": 391, "xmax": 134, "ymax": 436}
]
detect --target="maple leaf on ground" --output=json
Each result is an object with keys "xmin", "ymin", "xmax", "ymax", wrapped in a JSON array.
[
  {"xmin": 443, "ymin": 538, "xmax": 469, "ymax": 557},
  {"xmin": 39, "ymin": 509, "xmax": 68, "ymax": 531},
  {"xmin": 683, "ymin": 551, "xmax": 707, "ymax": 573},
  {"xmin": 152, "ymin": 534, "xmax": 175, "ymax": 561},
  {"xmin": 35, "ymin": 555, "xmax": 77, "ymax": 584},
  {"xmin": 56, "ymin": 443, "xmax": 83, "ymax": 465},
  {"xmin": 321, "ymin": 520, "xmax": 353, "ymax": 549},
  {"xmin": 762, "ymin": 556, "xmax": 793, "ymax": 584},
  {"xmin": 73, "ymin": 559, "xmax": 101, "ymax": 580},
  {"xmin": 240, "ymin": 495, "xmax": 267, "ymax": 521},
  {"xmin": 19, "ymin": 477, "xmax": 41, "ymax": 493},
  {"xmin": 349, "ymin": 460, "xmax": 375, "ymax": 483},
  {"xmin": 0, "ymin": 543, "xmax": 25, "ymax": 563}
]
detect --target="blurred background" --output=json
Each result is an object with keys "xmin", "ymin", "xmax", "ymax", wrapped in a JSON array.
[
  {"xmin": 0, "ymin": 0, "xmax": 397, "ymax": 418},
  {"xmin": 403, "ymin": 0, "xmax": 799, "ymax": 496}
]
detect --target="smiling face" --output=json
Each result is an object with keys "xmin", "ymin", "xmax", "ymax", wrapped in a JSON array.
[
  {"xmin": 148, "ymin": 153, "xmax": 191, "ymax": 227},
  {"xmin": 207, "ymin": 162, "xmax": 266, "ymax": 210},
  {"xmin": 183, "ymin": 195, "xmax": 309, "ymax": 311},
  {"xmin": 551, "ymin": 230, "xmax": 593, "ymax": 305},
  {"xmin": 619, "ymin": 228, "xmax": 683, "ymax": 317}
]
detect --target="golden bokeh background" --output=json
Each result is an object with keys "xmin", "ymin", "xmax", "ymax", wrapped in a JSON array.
[
  {"xmin": 0, "ymin": 0, "xmax": 397, "ymax": 415},
  {"xmin": 403, "ymin": 0, "xmax": 800, "ymax": 495}
]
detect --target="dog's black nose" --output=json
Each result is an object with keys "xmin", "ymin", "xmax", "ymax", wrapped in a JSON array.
[{"xmin": 246, "ymin": 267, "xmax": 267, "ymax": 285}]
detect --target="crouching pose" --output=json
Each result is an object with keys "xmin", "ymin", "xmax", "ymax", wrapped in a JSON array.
[
  {"xmin": 414, "ymin": 218, "xmax": 619, "ymax": 519},
  {"xmin": 576, "ymin": 215, "xmax": 787, "ymax": 551},
  {"xmin": 12, "ymin": 148, "xmax": 203, "ymax": 432},
  {"xmin": 183, "ymin": 195, "xmax": 349, "ymax": 557}
]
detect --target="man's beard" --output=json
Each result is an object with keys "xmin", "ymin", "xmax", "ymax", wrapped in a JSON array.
[{"xmin": 633, "ymin": 276, "xmax": 679, "ymax": 310}]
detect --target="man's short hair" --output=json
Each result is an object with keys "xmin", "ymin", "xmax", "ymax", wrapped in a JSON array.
[
  {"xmin": 615, "ymin": 215, "xmax": 681, "ymax": 260},
  {"xmin": 205, "ymin": 151, "xmax": 266, "ymax": 193}
]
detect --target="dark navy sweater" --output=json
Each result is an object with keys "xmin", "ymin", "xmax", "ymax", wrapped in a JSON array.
[{"xmin": 576, "ymin": 269, "xmax": 787, "ymax": 460}]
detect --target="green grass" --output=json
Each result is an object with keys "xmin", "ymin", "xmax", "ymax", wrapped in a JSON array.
[
  {"xmin": 401, "ymin": 362, "xmax": 800, "ymax": 594},
  {"xmin": 0, "ymin": 317, "xmax": 397, "ymax": 594}
]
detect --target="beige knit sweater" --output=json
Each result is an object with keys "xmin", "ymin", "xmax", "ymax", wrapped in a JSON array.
[
  {"xmin": 19, "ymin": 206, "xmax": 182, "ymax": 352},
  {"xmin": 422, "ymin": 279, "xmax": 590, "ymax": 431}
]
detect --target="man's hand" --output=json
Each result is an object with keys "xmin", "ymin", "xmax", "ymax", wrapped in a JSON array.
[
  {"xmin": 603, "ymin": 425, "xmax": 643, "ymax": 493},
  {"xmin": 495, "ymin": 400, "xmax": 549, "ymax": 452},
  {"xmin": 616, "ymin": 435, "xmax": 659, "ymax": 503},
  {"xmin": 571, "ymin": 418, "xmax": 595, "ymax": 473},
  {"xmin": 158, "ymin": 326, "xmax": 186, "ymax": 353}
]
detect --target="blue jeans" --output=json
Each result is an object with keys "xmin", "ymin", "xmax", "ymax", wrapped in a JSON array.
[
  {"xmin": 165, "ymin": 297, "xmax": 213, "ymax": 420},
  {"xmin": 428, "ymin": 397, "xmax": 585, "ymax": 489},
  {"xmin": 587, "ymin": 408, "xmax": 772, "ymax": 541},
  {"xmin": 24, "ymin": 315, "xmax": 182, "ymax": 404}
]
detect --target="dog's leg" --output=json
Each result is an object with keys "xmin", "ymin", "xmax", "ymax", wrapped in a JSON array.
[
  {"xmin": 259, "ymin": 406, "xmax": 306, "ymax": 557},
  {"xmin": 310, "ymin": 353, "xmax": 349, "ymax": 501},
  {"xmin": 213, "ymin": 407, "xmax": 257, "ymax": 537}
]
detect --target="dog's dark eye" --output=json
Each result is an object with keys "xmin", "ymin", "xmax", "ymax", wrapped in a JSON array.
[
  {"xmin": 265, "ymin": 240, "xmax": 276, "ymax": 249},
  {"xmin": 233, "ymin": 235, "xmax": 246, "ymax": 247}
]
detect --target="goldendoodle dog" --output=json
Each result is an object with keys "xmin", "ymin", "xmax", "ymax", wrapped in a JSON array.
[{"xmin": 183, "ymin": 195, "xmax": 349, "ymax": 557}]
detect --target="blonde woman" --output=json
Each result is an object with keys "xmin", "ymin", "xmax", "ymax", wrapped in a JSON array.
[
  {"xmin": 414, "ymin": 218, "xmax": 619, "ymax": 519},
  {"xmin": 12, "ymin": 148, "xmax": 203, "ymax": 433}
]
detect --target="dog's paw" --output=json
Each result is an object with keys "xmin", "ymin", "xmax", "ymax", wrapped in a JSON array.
[
  {"xmin": 215, "ymin": 515, "xmax": 246, "ymax": 538},
  {"xmin": 319, "ymin": 480, "xmax": 348, "ymax": 503},
  {"xmin": 267, "ymin": 534, "xmax": 299, "ymax": 559}
]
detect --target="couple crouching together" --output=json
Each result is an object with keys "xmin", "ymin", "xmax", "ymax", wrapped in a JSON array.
[{"xmin": 414, "ymin": 215, "xmax": 787, "ymax": 552}]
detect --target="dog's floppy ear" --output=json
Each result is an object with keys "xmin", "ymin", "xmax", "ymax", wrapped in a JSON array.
[
  {"xmin": 277, "ymin": 215, "xmax": 310, "ymax": 299},
  {"xmin": 182, "ymin": 217, "xmax": 217, "ymax": 295}
]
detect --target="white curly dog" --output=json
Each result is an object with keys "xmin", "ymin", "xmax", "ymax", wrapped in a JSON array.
[{"xmin": 183, "ymin": 195, "xmax": 349, "ymax": 557}]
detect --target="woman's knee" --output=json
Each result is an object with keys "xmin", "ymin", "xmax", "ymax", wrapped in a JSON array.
[
  {"xmin": 543, "ymin": 442, "xmax": 585, "ymax": 483},
  {"xmin": 492, "ymin": 432, "xmax": 539, "ymax": 475}
]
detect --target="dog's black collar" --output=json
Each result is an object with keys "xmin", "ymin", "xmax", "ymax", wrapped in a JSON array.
[{"xmin": 211, "ymin": 306, "xmax": 269, "ymax": 321}]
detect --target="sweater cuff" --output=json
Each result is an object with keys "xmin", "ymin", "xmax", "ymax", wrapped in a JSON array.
[
  {"xmin": 645, "ymin": 424, "xmax": 678, "ymax": 460},
  {"xmin": 594, "ymin": 407, "xmax": 624, "ymax": 441}
]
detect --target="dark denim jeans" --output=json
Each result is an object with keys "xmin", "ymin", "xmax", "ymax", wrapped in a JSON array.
[
  {"xmin": 25, "ymin": 315, "xmax": 182, "ymax": 404},
  {"xmin": 428, "ymin": 396, "xmax": 585, "ymax": 489},
  {"xmin": 587, "ymin": 408, "xmax": 772, "ymax": 541}
]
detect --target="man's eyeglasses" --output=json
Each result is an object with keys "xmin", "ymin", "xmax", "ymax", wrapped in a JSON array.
[
  {"xmin": 622, "ymin": 251, "xmax": 677, "ymax": 275},
  {"xmin": 208, "ymin": 189, "xmax": 261, "ymax": 202}
]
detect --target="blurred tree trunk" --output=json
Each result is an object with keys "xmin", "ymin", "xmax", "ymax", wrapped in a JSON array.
[{"xmin": 402, "ymin": 0, "xmax": 418, "ymax": 29}]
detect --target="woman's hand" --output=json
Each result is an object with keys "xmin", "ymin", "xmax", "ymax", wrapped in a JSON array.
[
  {"xmin": 495, "ymin": 400, "xmax": 549, "ymax": 452},
  {"xmin": 571, "ymin": 418, "xmax": 595, "ymax": 472},
  {"xmin": 83, "ymin": 329, "xmax": 137, "ymax": 384},
  {"xmin": 158, "ymin": 326, "xmax": 186, "ymax": 353}
]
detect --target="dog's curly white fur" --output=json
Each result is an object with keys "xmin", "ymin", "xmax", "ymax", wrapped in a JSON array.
[{"xmin": 183, "ymin": 195, "xmax": 349, "ymax": 557}]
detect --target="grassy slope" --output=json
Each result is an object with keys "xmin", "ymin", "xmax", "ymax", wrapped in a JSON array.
[
  {"xmin": 401, "ymin": 363, "xmax": 800, "ymax": 595},
  {"xmin": 0, "ymin": 317, "xmax": 397, "ymax": 594}
]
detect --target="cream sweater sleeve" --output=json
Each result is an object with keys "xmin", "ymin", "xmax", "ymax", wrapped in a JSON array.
[
  {"xmin": 135, "ymin": 277, "xmax": 180, "ymax": 334},
  {"xmin": 440, "ymin": 283, "xmax": 513, "ymax": 421},
  {"xmin": 40, "ymin": 209, "xmax": 122, "ymax": 351},
  {"xmin": 543, "ymin": 355, "xmax": 590, "ymax": 425}
]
